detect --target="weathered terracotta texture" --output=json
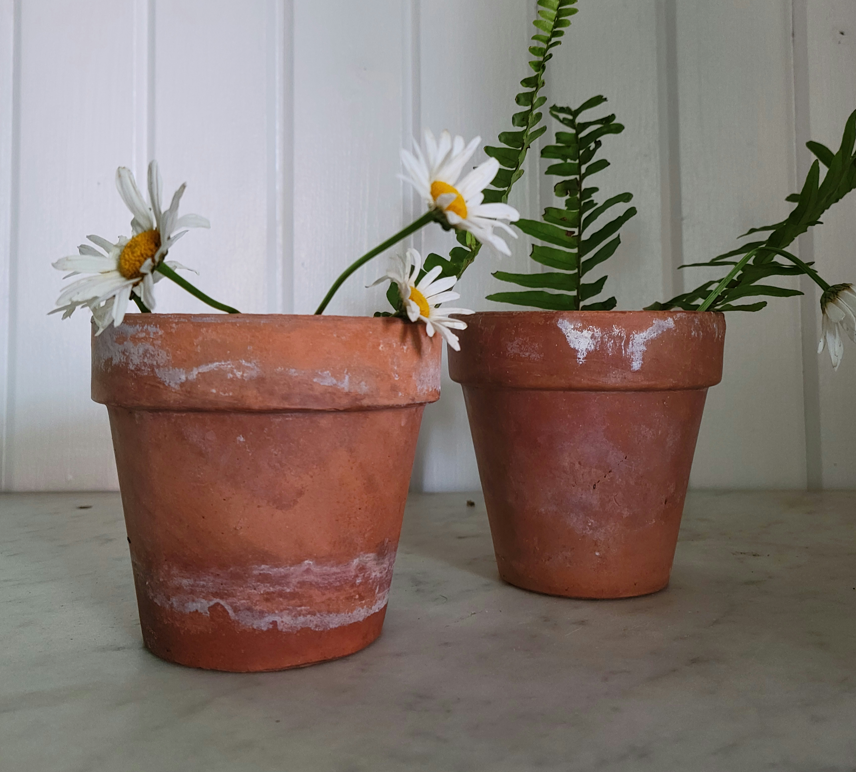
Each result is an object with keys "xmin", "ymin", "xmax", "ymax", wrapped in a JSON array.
[
  {"xmin": 92, "ymin": 315, "xmax": 441, "ymax": 671},
  {"xmin": 449, "ymin": 311, "xmax": 725, "ymax": 599}
]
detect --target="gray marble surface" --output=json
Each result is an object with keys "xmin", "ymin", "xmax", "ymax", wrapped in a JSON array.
[{"xmin": 2, "ymin": 491, "xmax": 855, "ymax": 772}]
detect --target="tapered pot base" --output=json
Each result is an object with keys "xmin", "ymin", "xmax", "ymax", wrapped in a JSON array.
[
  {"xmin": 138, "ymin": 602, "xmax": 387, "ymax": 672},
  {"xmin": 497, "ymin": 567, "xmax": 669, "ymax": 600},
  {"xmin": 449, "ymin": 311, "xmax": 726, "ymax": 600}
]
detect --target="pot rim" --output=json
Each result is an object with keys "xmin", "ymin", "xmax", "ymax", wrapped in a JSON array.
[
  {"xmin": 457, "ymin": 309, "xmax": 724, "ymax": 318},
  {"xmin": 91, "ymin": 313, "xmax": 442, "ymax": 411},
  {"xmin": 449, "ymin": 308, "xmax": 726, "ymax": 391},
  {"xmin": 93, "ymin": 313, "xmax": 417, "ymax": 324}
]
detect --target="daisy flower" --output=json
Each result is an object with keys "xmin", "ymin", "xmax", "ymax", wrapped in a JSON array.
[
  {"xmin": 818, "ymin": 283, "xmax": 856, "ymax": 369},
  {"xmin": 373, "ymin": 248, "xmax": 474, "ymax": 351},
  {"xmin": 401, "ymin": 129, "xmax": 520, "ymax": 256},
  {"xmin": 52, "ymin": 160, "xmax": 209, "ymax": 331}
]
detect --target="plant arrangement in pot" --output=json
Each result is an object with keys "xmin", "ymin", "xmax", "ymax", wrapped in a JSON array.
[
  {"xmin": 51, "ymin": 122, "xmax": 519, "ymax": 669},
  {"xmin": 412, "ymin": 3, "xmax": 856, "ymax": 600}
]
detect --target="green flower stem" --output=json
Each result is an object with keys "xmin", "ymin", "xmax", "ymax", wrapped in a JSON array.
[
  {"xmin": 154, "ymin": 263, "xmax": 241, "ymax": 314},
  {"xmin": 314, "ymin": 209, "xmax": 442, "ymax": 315},
  {"xmin": 698, "ymin": 244, "xmax": 831, "ymax": 312},
  {"xmin": 132, "ymin": 295, "xmax": 151, "ymax": 313},
  {"xmin": 698, "ymin": 248, "xmax": 761, "ymax": 312}
]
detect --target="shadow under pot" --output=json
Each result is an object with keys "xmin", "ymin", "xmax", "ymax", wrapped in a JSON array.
[
  {"xmin": 449, "ymin": 310, "xmax": 725, "ymax": 599},
  {"xmin": 92, "ymin": 314, "xmax": 441, "ymax": 671}
]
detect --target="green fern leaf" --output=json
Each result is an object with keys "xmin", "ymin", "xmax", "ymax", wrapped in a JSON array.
[
  {"xmin": 486, "ymin": 291, "xmax": 576, "ymax": 310},
  {"xmin": 492, "ymin": 271, "xmax": 576, "ymax": 291}
]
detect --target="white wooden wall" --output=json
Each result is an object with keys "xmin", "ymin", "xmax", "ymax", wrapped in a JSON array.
[{"xmin": 0, "ymin": 0, "xmax": 854, "ymax": 492}]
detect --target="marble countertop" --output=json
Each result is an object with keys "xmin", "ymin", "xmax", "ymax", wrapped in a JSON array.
[{"xmin": 2, "ymin": 491, "xmax": 855, "ymax": 771}]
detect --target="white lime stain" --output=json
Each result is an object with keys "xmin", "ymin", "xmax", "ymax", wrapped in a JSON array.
[
  {"xmin": 142, "ymin": 548, "xmax": 397, "ymax": 632},
  {"xmin": 627, "ymin": 318, "xmax": 675, "ymax": 371},
  {"xmin": 557, "ymin": 317, "xmax": 676, "ymax": 370},
  {"xmin": 557, "ymin": 319, "xmax": 602, "ymax": 364}
]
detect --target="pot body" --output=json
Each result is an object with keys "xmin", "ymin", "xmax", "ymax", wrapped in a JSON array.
[
  {"xmin": 92, "ymin": 315, "xmax": 441, "ymax": 671},
  {"xmin": 449, "ymin": 311, "xmax": 725, "ymax": 599}
]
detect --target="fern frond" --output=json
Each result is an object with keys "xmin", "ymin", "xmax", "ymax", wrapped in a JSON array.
[
  {"xmin": 491, "ymin": 96, "xmax": 636, "ymax": 311},
  {"xmin": 651, "ymin": 108, "xmax": 856, "ymax": 312},
  {"xmin": 430, "ymin": 0, "xmax": 578, "ymax": 283}
]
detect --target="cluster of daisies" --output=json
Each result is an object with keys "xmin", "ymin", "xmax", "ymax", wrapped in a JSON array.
[
  {"xmin": 52, "ymin": 129, "xmax": 520, "ymax": 350},
  {"xmin": 370, "ymin": 129, "xmax": 520, "ymax": 350},
  {"xmin": 52, "ymin": 129, "xmax": 853, "ymax": 366}
]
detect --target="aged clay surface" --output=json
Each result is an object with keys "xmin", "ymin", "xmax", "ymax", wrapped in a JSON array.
[
  {"xmin": 93, "ymin": 315, "xmax": 441, "ymax": 671},
  {"xmin": 449, "ymin": 311, "xmax": 725, "ymax": 599}
]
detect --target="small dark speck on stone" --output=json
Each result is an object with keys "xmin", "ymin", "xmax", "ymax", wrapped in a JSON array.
[
  {"xmin": 466, "ymin": 500, "xmax": 475, "ymax": 507},
  {"xmin": 77, "ymin": 505, "xmax": 92, "ymax": 510},
  {"xmin": 127, "ymin": 537, "xmax": 131, "ymax": 544},
  {"xmin": 840, "ymin": 30, "xmax": 845, "ymax": 35}
]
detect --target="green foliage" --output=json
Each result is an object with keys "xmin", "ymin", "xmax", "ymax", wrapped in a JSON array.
[
  {"xmin": 423, "ymin": 0, "xmax": 578, "ymax": 283},
  {"xmin": 487, "ymin": 98, "xmax": 637, "ymax": 310},
  {"xmin": 650, "ymin": 108, "xmax": 856, "ymax": 312}
]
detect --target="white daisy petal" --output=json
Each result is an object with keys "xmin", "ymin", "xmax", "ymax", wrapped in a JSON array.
[
  {"xmin": 174, "ymin": 213, "xmax": 210, "ymax": 231},
  {"xmin": 141, "ymin": 273, "xmax": 157, "ymax": 310},
  {"xmin": 457, "ymin": 158, "xmax": 500, "ymax": 200},
  {"xmin": 87, "ymin": 234, "xmax": 119, "ymax": 252},
  {"xmin": 437, "ymin": 135, "xmax": 480, "ymax": 184},
  {"xmin": 424, "ymin": 290, "xmax": 461, "ymax": 306},
  {"xmin": 470, "ymin": 202, "xmax": 521, "ymax": 222},
  {"xmin": 148, "ymin": 160, "xmax": 163, "ymax": 227},
  {"xmin": 53, "ymin": 255, "xmax": 116, "ymax": 273},
  {"xmin": 112, "ymin": 284, "xmax": 133, "ymax": 326},
  {"xmin": 116, "ymin": 167, "xmax": 154, "ymax": 231}
]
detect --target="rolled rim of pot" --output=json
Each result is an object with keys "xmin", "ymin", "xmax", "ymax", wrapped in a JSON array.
[
  {"xmin": 448, "ymin": 310, "xmax": 725, "ymax": 391},
  {"xmin": 91, "ymin": 314, "xmax": 442, "ymax": 411}
]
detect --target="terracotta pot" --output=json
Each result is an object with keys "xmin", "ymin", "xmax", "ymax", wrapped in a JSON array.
[
  {"xmin": 92, "ymin": 314, "xmax": 440, "ymax": 671},
  {"xmin": 449, "ymin": 311, "xmax": 725, "ymax": 599}
]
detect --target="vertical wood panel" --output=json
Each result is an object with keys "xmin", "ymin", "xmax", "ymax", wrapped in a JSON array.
[
  {"xmin": 292, "ymin": 0, "xmax": 407, "ymax": 317},
  {"xmin": 153, "ymin": 0, "xmax": 273, "ymax": 316},
  {"xmin": 805, "ymin": 1, "xmax": 856, "ymax": 487},
  {"xmin": 0, "ymin": 0, "xmax": 16, "ymax": 489},
  {"xmin": 414, "ymin": 0, "xmax": 536, "ymax": 492},
  {"xmin": 267, "ymin": 0, "xmax": 293, "ymax": 315},
  {"xmin": 9, "ymin": 0, "xmax": 138, "ymax": 490},
  {"xmin": 676, "ymin": 0, "xmax": 808, "ymax": 489}
]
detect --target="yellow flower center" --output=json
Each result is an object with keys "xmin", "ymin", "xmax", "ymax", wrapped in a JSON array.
[
  {"xmin": 430, "ymin": 181, "xmax": 468, "ymax": 219},
  {"xmin": 118, "ymin": 230, "xmax": 161, "ymax": 279},
  {"xmin": 410, "ymin": 286, "xmax": 431, "ymax": 318}
]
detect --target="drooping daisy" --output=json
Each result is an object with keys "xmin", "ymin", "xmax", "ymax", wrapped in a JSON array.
[
  {"xmin": 52, "ymin": 161, "xmax": 209, "ymax": 331},
  {"xmin": 401, "ymin": 129, "xmax": 520, "ymax": 256},
  {"xmin": 373, "ymin": 248, "xmax": 474, "ymax": 350},
  {"xmin": 818, "ymin": 283, "xmax": 856, "ymax": 369}
]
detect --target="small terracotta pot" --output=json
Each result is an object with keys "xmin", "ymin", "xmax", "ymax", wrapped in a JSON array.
[
  {"xmin": 449, "ymin": 311, "xmax": 725, "ymax": 599},
  {"xmin": 92, "ymin": 315, "xmax": 440, "ymax": 671}
]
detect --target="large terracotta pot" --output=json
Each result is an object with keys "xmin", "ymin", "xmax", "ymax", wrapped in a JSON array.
[
  {"xmin": 92, "ymin": 315, "xmax": 441, "ymax": 671},
  {"xmin": 449, "ymin": 311, "xmax": 725, "ymax": 599}
]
